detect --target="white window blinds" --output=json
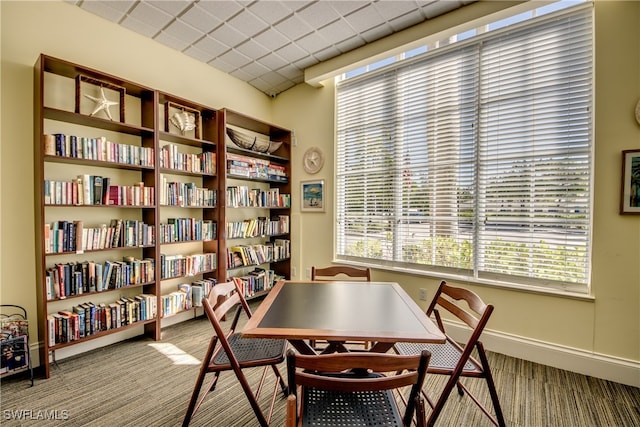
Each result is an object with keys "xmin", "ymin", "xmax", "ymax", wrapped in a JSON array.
[{"xmin": 336, "ymin": 6, "xmax": 593, "ymax": 291}]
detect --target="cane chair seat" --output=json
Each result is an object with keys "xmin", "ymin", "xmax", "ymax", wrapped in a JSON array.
[
  {"xmin": 396, "ymin": 341, "xmax": 476, "ymax": 372},
  {"xmin": 213, "ymin": 334, "xmax": 286, "ymax": 366}
]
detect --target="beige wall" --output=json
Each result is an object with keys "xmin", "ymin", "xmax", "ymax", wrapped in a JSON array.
[
  {"xmin": 275, "ymin": 0, "xmax": 640, "ymax": 386},
  {"xmin": 2, "ymin": 0, "xmax": 639, "ymax": 385}
]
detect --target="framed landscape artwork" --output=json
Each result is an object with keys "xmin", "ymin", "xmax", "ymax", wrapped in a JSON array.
[
  {"xmin": 621, "ymin": 149, "xmax": 640, "ymax": 215},
  {"xmin": 301, "ymin": 180, "xmax": 325, "ymax": 212}
]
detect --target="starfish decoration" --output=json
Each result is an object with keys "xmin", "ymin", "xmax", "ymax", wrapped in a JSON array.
[{"xmin": 84, "ymin": 86, "xmax": 118, "ymax": 120}]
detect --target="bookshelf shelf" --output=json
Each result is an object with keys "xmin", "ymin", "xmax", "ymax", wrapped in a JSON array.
[{"xmin": 48, "ymin": 318, "xmax": 158, "ymax": 351}]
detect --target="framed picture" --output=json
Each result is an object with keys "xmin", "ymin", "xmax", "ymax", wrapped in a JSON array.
[
  {"xmin": 301, "ymin": 180, "xmax": 325, "ymax": 212},
  {"xmin": 621, "ymin": 149, "xmax": 640, "ymax": 215}
]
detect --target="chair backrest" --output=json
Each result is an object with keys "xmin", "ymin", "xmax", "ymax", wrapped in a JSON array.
[
  {"xmin": 427, "ymin": 280, "xmax": 494, "ymax": 355},
  {"xmin": 201, "ymin": 279, "xmax": 253, "ymax": 358},
  {"xmin": 287, "ymin": 349, "xmax": 430, "ymax": 426},
  {"xmin": 311, "ymin": 265, "xmax": 371, "ymax": 281}
]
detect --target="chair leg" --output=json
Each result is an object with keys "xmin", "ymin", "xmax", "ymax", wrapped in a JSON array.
[
  {"xmin": 477, "ymin": 343, "xmax": 506, "ymax": 427},
  {"xmin": 425, "ymin": 369, "xmax": 464, "ymax": 427},
  {"xmin": 271, "ymin": 364, "xmax": 288, "ymax": 395}
]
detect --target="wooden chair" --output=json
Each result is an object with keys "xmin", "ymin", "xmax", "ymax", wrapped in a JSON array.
[
  {"xmin": 394, "ymin": 280, "xmax": 506, "ymax": 427},
  {"xmin": 311, "ymin": 265, "xmax": 371, "ymax": 281},
  {"xmin": 285, "ymin": 349, "xmax": 431, "ymax": 427},
  {"xmin": 182, "ymin": 279, "xmax": 288, "ymax": 427},
  {"xmin": 310, "ymin": 265, "xmax": 372, "ymax": 350}
]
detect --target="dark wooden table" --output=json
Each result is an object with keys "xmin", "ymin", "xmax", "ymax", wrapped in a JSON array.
[{"xmin": 242, "ymin": 280, "xmax": 445, "ymax": 355}]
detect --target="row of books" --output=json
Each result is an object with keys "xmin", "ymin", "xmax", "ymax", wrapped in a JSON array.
[
  {"xmin": 45, "ymin": 257, "xmax": 155, "ymax": 300},
  {"xmin": 159, "ymin": 175, "xmax": 217, "ymax": 207},
  {"xmin": 234, "ymin": 268, "xmax": 279, "ymax": 298},
  {"xmin": 161, "ymin": 278, "xmax": 218, "ymax": 316},
  {"xmin": 160, "ymin": 252, "xmax": 217, "ymax": 280},
  {"xmin": 44, "ymin": 219, "xmax": 155, "ymax": 254},
  {"xmin": 159, "ymin": 144, "xmax": 215, "ymax": 175},
  {"xmin": 226, "ymin": 186, "xmax": 291, "ymax": 208},
  {"xmin": 226, "ymin": 215, "xmax": 289, "ymax": 239},
  {"xmin": 44, "ymin": 134, "xmax": 155, "ymax": 167},
  {"xmin": 44, "ymin": 175, "xmax": 154, "ymax": 207},
  {"xmin": 47, "ymin": 295, "xmax": 157, "ymax": 346},
  {"xmin": 227, "ymin": 153, "xmax": 288, "ymax": 182},
  {"xmin": 227, "ymin": 239, "xmax": 290, "ymax": 268},
  {"xmin": 159, "ymin": 218, "xmax": 216, "ymax": 244}
]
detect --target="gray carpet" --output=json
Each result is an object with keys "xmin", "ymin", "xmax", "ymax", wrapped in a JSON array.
[{"xmin": 1, "ymin": 306, "xmax": 639, "ymax": 427}]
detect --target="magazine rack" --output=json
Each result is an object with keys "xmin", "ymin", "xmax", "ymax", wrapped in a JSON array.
[{"xmin": 1, "ymin": 304, "xmax": 34, "ymax": 386}]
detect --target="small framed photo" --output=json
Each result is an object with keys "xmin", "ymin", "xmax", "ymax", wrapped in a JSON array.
[
  {"xmin": 301, "ymin": 180, "xmax": 325, "ymax": 212},
  {"xmin": 621, "ymin": 149, "xmax": 640, "ymax": 215}
]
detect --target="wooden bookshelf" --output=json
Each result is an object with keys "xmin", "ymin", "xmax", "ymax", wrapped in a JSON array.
[
  {"xmin": 34, "ymin": 54, "xmax": 159, "ymax": 378},
  {"xmin": 34, "ymin": 55, "xmax": 292, "ymax": 378},
  {"xmin": 219, "ymin": 109, "xmax": 292, "ymax": 298}
]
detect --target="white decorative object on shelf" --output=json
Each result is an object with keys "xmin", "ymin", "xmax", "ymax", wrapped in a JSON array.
[
  {"xmin": 170, "ymin": 111, "xmax": 196, "ymax": 135},
  {"xmin": 227, "ymin": 128, "xmax": 282, "ymax": 154},
  {"xmin": 84, "ymin": 86, "xmax": 118, "ymax": 120}
]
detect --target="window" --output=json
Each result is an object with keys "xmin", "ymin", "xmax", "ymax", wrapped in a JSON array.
[{"xmin": 335, "ymin": 4, "xmax": 593, "ymax": 293}]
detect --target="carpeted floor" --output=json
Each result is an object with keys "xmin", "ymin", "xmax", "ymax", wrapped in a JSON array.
[{"xmin": 1, "ymin": 307, "xmax": 639, "ymax": 427}]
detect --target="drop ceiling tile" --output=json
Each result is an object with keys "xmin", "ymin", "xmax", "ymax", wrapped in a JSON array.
[
  {"xmin": 208, "ymin": 57, "xmax": 237, "ymax": 74},
  {"xmin": 229, "ymin": 67, "xmax": 258, "ymax": 82},
  {"xmin": 344, "ymin": 3, "xmax": 383, "ymax": 33},
  {"xmin": 238, "ymin": 61, "xmax": 271, "ymax": 78},
  {"xmin": 360, "ymin": 23, "xmax": 394, "ymax": 43},
  {"xmin": 121, "ymin": 15, "xmax": 162, "ymax": 38},
  {"xmin": 274, "ymin": 14, "xmax": 313, "ymax": 42},
  {"xmin": 155, "ymin": 31, "xmax": 191, "ymax": 51},
  {"xmin": 318, "ymin": 18, "xmax": 355, "ymax": 45},
  {"xmin": 183, "ymin": 45, "xmax": 215, "ymax": 63},
  {"xmin": 210, "ymin": 23, "xmax": 249, "ymax": 48},
  {"xmin": 296, "ymin": 32, "xmax": 330, "ymax": 55},
  {"xmin": 279, "ymin": 1, "xmax": 316, "ymax": 13},
  {"xmin": 313, "ymin": 45, "xmax": 343, "ymax": 61},
  {"xmin": 228, "ymin": 9, "xmax": 270, "ymax": 38},
  {"xmin": 275, "ymin": 63, "xmax": 304, "ymax": 80},
  {"xmin": 193, "ymin": 35, "xmax": 229, "ymax": 57},
  {"xmin": 98, "ymin": 0, "xmax": 136, "ymax": 14},
  {"xmin": 256, "ymin": 52, "xmax": 291, "ymax": 70},
  {"xmin": 275, "ymin": 43, "xmax": 309, "ymax": 63},
  {"xmin": 296, "ymin": 1, "xmax": 341, "ymax": 29},
  {"xmin": 374, "ymin": 0, "xmax": 422, "ymax": 21},
  {"xmin": 78, "ymin": 1, "xmax": 127, "ymax": 23},
  {"xmin": 422, "ymin": 0, "xmax": 462, "ymax": 19},
  {"xmin": 218, "ymin": 49, "xmax": 252, "ymax": 69},
  {"xmin": 235, "ymin": 39, "xmax": 271, "ymax": 59},
  {"xmin": 253, "ymin": 28, "xmax": 290, "ymax": 51},
  {"xmin": 247, "ymin": 1, "xmax": 292, "ymax": 25},
  {"xmin": 274, "ymin": 80, "xmax": 297, "ymax": 93},
  {"xmin": 180, "ymin": 4, "xmax": 222, "ymax": 33},
  {"xmin": 127, "ymin": 2, "xmax": 174, "ymax": 31},
  {"xmin": 162, "ymin": 19, "xmax": 204, "ymax": 45},
  {"xmin": 335, "ymin": 36, "xmax": 366, "ymax": 53},
  {"xmin": 198, "ymin": 0, "xmax": 244, "ymax": 21},
  {"xmin": 292, "ymin": 55, "xmax": 319, "ymax": 70},
  {"xmin": 248, "ymin": 77, "xmax": 274, "ymax": 94},
  {"xmin": 325, "ymin": 1, "xmax": 369, "ymax": 16},
  {"xmin": 260, "ymin": 70, "xmax": 289, "ymax": 86},
  {"xmin": 388, "ymin": 11, "xmax": 426, "ymax": 31},
  {"xmin": 148, "ymin": 0, "xmax": 191, "ymax": 16}
]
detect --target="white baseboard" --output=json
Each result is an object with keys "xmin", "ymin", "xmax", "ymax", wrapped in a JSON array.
[{"xmin": 447, "ymin": 323, "xmax": 640, "ymax": 388}]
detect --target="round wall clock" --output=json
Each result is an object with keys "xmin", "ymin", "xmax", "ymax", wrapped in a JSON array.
[
  {"xmin": 303, "ymin": 146, "xmax": 325, "ymax": 174},
  {"xmin": 635, "ymin": 99, "xmax": 640, "ymax": 125}
]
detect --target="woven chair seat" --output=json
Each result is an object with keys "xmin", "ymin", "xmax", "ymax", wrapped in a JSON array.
[
  {"xmin": 395, "ymin": 341, "xmax": 476, "ymax": 372},
  {"xmin": 213, "ymin": 333, "xmax": 286, "ymax": 366},
  {"xmin": 302, "ymin": 373, "xmax": 403, "ymax": 427}
]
